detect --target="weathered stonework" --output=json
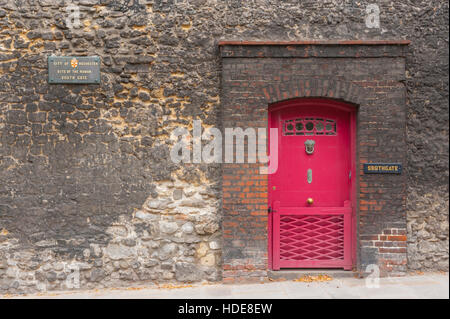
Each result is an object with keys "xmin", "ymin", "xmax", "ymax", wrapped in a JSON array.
[{"xmin": 0, "ymin": 0, "xmax": 448, "ymax": 293}]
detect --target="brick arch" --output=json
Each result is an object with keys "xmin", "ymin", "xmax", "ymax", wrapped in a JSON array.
[{"xmin": 262, "ymin": 79, "xmax": 363, "ymax": 106}]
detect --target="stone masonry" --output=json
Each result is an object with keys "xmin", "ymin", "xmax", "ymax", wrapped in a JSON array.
[{"xmin": 0, "ymin": 0, "xmax": 448, "ymax": 293}]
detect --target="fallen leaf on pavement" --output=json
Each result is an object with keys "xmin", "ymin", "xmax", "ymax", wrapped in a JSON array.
[{"xmin": 293, "ymin": 274, "xmax": 333, "ymax": 282}]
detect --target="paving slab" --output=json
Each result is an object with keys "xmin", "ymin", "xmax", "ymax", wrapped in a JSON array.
[{"xmin": 2, "ymin": 273, "xmax": 448, "ymax": 299}]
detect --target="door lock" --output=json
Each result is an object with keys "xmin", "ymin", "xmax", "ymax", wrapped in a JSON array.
[{"xmin": 268, "ymin": 207, "xmax": 276, "ymax": 214}]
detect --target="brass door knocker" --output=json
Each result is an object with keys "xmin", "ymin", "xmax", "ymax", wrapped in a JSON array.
[{"xmin": 305, "ymin": 139, "xmax": 315, "ymax": 155}]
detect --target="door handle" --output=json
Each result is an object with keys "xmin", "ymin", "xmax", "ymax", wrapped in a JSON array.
[
  {"xmin": 268, "ymin": 206, "xmax": 277, "ymax": 214},
  {"xmin": 307, "ymin": 198, "xmax": 314, "ymax": 205},
  {"xmin": 307, "ymin": 169, "xmax": 312, "ymax": 184}
]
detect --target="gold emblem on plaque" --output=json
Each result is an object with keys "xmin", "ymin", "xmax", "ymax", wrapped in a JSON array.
[{"xmin": 71, "ymin": 58, "xmax": 78, "ymax": 68}]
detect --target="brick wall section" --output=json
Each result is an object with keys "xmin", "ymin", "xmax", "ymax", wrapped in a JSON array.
[
  {"xmin": 220, "ymin": 42, "xmax": 409, "ymax": 281},
  {"xmin": 361, "ymin": 228, "xmax": 408, "ymax": 276}
]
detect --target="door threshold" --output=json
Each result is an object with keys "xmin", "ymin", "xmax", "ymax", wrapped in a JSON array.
[{"xmin": 268, "ymin": 269, "xmax": 357, "ymax": 280}]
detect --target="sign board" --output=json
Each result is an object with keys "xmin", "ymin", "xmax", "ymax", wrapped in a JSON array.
[
  {"xmin": 363, "ymin": 163, "xmax": 402, "ymax": 174},
  {"xmin": 48, "ymin": 56, "xmax": 100, "ymax": 84}
]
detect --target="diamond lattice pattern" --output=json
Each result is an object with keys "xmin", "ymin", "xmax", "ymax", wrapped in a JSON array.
[{"xmin": 280, "ymin": 215, "xmax": 344, "ymax": 261}]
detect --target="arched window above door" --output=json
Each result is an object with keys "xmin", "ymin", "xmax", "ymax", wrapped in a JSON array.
[{"xmin": 283, "ymin": 117, "xmax": 337, "ymax": 136}]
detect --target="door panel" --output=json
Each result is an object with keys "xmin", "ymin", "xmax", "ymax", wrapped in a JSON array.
[{"xmin": 269, "ymin": 99, "xmax": 354, "ymax": 270}]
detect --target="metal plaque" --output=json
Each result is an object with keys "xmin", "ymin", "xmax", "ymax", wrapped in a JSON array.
[
  {"xmin": 48, "ymin": 56, "xmax": 100, "ymax": 84},
  {"xmin": 363, "ymin": 163, "xmax": 402, "ymax": 174}
]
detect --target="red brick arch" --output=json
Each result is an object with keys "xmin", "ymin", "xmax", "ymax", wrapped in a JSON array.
[{"xmin": 262, "ymin": 79, "xmax": 363, "ymax": 106}]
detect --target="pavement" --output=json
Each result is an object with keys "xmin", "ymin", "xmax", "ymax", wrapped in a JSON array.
[{"xmin": 2, "ymin": 272, "xmax": 448, "ymax": 299}]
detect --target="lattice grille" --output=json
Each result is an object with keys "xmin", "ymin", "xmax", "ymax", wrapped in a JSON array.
[
  {"xmin": 283, "ymin": 118, "xmax": 337, "ymax": 136},
  {"xmin": 279, "ymin": 215, "xmax": 344, "ymax": 261}
]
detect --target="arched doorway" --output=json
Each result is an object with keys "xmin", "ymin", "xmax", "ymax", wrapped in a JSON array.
[{"xmin": 268, "ymin": 98, "xmax": 357, "ymax": 270}]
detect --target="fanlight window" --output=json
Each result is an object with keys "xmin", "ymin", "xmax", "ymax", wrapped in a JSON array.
[{"xmin": 283, "ymin": 118, "xmax": 337, "ymax": 136}]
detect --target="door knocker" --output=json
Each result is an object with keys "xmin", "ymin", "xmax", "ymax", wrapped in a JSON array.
[{"xmin": 304, "ymin": 139, "xmax": 315, "ymax": 155}]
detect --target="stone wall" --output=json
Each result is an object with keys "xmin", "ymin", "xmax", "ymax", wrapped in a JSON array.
[
  {"xmin": 0, "ymin": 0, "xmax": 448, "ymax": 293},
  {"xmin": 0, "ymin": 0, "xmax": 223, "ymax": 293}
]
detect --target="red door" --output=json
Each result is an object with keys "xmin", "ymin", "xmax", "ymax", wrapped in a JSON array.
[{"xmin": 269, "ymin": 99, "xmax": 355, "ymax": 270}]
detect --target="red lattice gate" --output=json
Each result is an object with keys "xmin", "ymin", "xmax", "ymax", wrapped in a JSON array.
[{"xmin": 272, "ymin": 201, "xmax": 352, "ymax": 269}]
